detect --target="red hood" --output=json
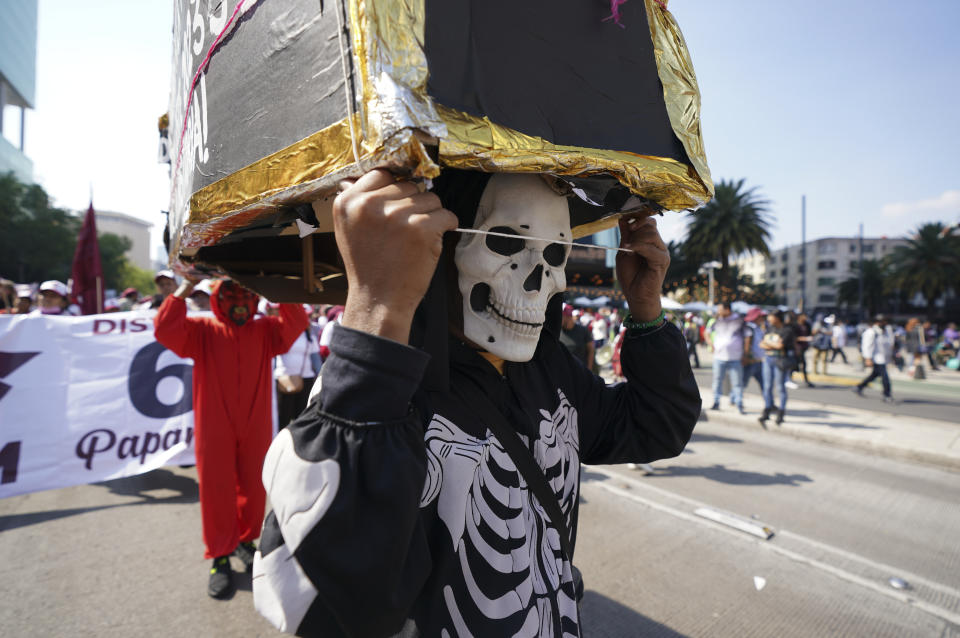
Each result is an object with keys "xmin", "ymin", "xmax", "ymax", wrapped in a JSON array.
[{"xmin": 210, "ymin": 279, "xmax": 259, "ymax": 328}]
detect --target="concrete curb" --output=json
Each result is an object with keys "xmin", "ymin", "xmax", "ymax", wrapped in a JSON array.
[{"xmin": 700, "ymin": 408, "xmax": 960, "ymax": 473}]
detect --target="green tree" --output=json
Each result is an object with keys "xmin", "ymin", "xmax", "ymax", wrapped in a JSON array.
[
  {"xmin": 837, "ymin": 259, "xmax": 888, "ymax": 318},
  {"xmin": 98, "ymin": 232, "xmax": 133, "ymax": 291},
  {"xmin": 1, "ymin": 172, "xmax": 148, "ymax": 296},
  {"xmin": 682, "ymin": 178, "xmax": 773, "ymax": 289},
  {"xmin": 0, "ymin": 171, "xmax": 79, "ymax": 282},
  {"xmin": 117, "ymin": 262, "xmax": 157, "ymax": 297},
  {"xmin": 885, "ymin": 222, "xmax": 960, "ymax": 318}
]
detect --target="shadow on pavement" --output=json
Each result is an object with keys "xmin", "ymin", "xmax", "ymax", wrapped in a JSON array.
[
  {"xmin": 0, "ymin": 469, "xmax": 198, "ymax": 533},
  {"xmin": 782, "ymin": 408, "xmax": 830, "ymax": 418},
  {"xmin": 896, "ymin": 397, "xmax": 959, "ymax": 407},
  {"xmin": 690, "ymin": 432, "xmax": 743, "ymax": 444},
  {"xmin": 99, "ymin": 468, "xmax": 198, "ymax": 502},
  {"xmin": 652, "ymin": 464, "xmax": 813, "ymax": 487},
  {"xmin": 581, "ymin": 590, "xmax": 689, "ymax": 637},
  {"xmin": 790, "ymin": 419, "xmax": 881, "ymax": 430},
  {"xmin": 0, "ymin": 505, "xmax": 123, "ymax": 532},
  {"xmin": 581, "ymin": 469, "xmax": 608, "ymax": 483}
]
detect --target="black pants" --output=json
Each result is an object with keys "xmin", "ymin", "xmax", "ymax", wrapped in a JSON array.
[
  {"xmin": 857, "ymin": 363, "xmax": 891, "ymax": 397},
  {"xmin": 277, "ymin": 379, "xmax": 314, "ymax": 430},
  {"xmin": 796, "ymin": 349, "xmax": 811, "ymax": 382},
  {"xmin": 688, "ymin": 342, "xmax": 700, "ymax": 368},
  {"xmin": 829, "ymin": 346, "xmax": 848, "ymax": 363}
]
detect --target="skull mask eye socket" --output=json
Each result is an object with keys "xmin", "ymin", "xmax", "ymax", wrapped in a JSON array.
[
  {"xmin": 543, "ymin": 243, "xmax": 567, "ymax": 267},
  {"xmin": 485, "ymin": 226, "xmax": 525, "ymax": 256}
]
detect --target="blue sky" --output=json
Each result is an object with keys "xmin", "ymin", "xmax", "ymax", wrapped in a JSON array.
[{"xmin": 20, "ymin": 0, "xmax": 960, "ymax": 260}]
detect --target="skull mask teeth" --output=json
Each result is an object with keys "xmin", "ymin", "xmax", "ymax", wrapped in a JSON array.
[{"xmin": 454, "ymin": 174, "xmax": 571, "ymax": 362}]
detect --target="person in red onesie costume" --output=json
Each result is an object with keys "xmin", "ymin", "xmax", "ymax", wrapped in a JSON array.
[{"xmin": 154, "ymin": 277, "xmax": 308, "ymax": 599}]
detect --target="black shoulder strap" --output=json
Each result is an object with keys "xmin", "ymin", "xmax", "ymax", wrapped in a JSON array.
[{"xmin": 472, "ymin": 395, "xmax": 575, "ymax": 562}]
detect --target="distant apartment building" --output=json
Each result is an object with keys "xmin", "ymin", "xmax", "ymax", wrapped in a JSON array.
[
  {"xmin": 94, "ymin": 210, "xmax": 154, "ymax": 271},
  {"xmin": 0, "ymin": 0, "xmax": 38, "ymax": 184},
  {"xmin": 735, "ymin": 236, "xmax": 908, "ymax": 311}
]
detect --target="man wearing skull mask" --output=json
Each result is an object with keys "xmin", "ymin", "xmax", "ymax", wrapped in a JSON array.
[
  {"xmin": 154, "ymin": 278, "xmax": 308, "ymax": 598},
  {"xmin": 254, "ymin": 169, "xmax": 700, "ymax": 636}
]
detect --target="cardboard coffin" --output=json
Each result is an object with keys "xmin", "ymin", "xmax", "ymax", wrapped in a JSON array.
[{"xmin": 165, "ymin": 0, "xmax": 712, "ymax": 302}]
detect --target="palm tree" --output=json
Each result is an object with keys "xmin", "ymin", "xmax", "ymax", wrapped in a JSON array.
[
  {"xmin": 885, "ymin": 222, "xmax": 960, "ymax": 318},
  {"xmin": 837, "ymin": 259, "xmax": 889, "ymax": 318},
  {"xmin": 682, "ymin": 178, "xmax": 773, "ymax": 289}
]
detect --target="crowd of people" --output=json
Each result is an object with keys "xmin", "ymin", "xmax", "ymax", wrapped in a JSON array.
[{"xmin": 559, "ymin": 298, "xmax": 960, "ymax": 428}]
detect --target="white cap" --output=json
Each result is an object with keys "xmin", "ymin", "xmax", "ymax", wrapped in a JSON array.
[
  {"xmin": 190, "ymin": 279, "xmax": 214, "ymax": 296},
  {"xmin": 39, "ymin": 280, "xmax": 69, "ymax": 297},
  {"xmin": 15, "ymin": 284, "xmax": 33, "ymax": 299},
  {"xmin": 154, "ymin": 269, "xmax": 177, "ymax": 282}
]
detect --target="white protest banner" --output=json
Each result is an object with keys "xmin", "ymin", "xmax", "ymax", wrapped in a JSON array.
[{"xmin": 0, "ymin": 311, "xmax": 196, "ymax": 498}]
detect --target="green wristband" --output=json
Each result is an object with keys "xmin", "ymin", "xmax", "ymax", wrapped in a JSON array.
[{"xmin": 623, "ymin": 309, "xmax": 666, "ymax": 330}]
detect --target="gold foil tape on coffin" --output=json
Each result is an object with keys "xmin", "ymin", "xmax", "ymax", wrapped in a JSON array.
[
  {"xmin": 437, "ymin": 104, "xmax": 711, "ymax": 210},
  {"xmin": 179, "ymin": 117, "xmax": 438, "ymax": 253},
  {"xmin": 351, "ymin": 0, "xmax": 445, "ymax": 151},
  {"xmin": 645, "ymin": 0, "xmax": 713, "ymax": 197}
]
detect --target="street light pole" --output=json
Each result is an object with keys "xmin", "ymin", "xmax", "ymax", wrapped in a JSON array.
[
  {"xmin": 699, "ymin": 261, "xmax": 722, "ymax": 307},
  {"xmin": 801, "ymin": 195, "xmax": 807, "ymax": 312},
  {"xmin": 858, "ymin": 222, "xmax": 864, "ymax": 321}
]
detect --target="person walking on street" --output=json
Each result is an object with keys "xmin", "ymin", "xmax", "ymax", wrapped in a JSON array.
[
  {"xmin": 793, "ymin": 313, "xmax": 815, "ymax": 387},
  {"xmin": 830, "ymin": 318, "xmax": 849, "ymax": 363},
  {"xmin": 683, "ymin": 312, "xmax": 701, "ymax": 368},
  {"xmin": 742, "ymin": 308, "xmax": 766, "ymax": 392},
  {"xmin": 854, "ymin": 314, "xmax": 896, "ymax": 403},
  {"xmin": 758, "ymin": 311, "xmax": 795, "ymax": 426},
  {"xmin": 811, "ymin": 318, "xmax": 833, "ymax": 375},
  {"xmin": 903, "ymin": 317, "xmax": 928, "ymax": 379},
  {"xmin": 252, "ymin": 169, "xmax": 700, "ymax": 637},
  {"xmin": 560, "ymin": 303, "xmax": 594, "ymax": 371},
  {"xmin": 706, "ymin": 302, "xmax": 746, "ymax": 413},
  {"xmin": 921, "ymin": 320, "xmax": 940, "ymax": 371},
  {"xmin": 154, "ymin": 278, "xmax": 308, "ymax": 599}
]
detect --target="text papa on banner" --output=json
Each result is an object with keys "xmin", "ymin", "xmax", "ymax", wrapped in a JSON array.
[{"xmin": 0, "ymin": 311, "xmax": 197, "ymax": 498}]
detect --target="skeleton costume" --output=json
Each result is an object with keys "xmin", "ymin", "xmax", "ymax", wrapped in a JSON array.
[{"xmin": 253, "ymin": 172, "xmax": 701, "ymax": 637}]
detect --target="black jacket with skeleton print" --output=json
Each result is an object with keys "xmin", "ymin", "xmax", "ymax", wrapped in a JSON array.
[{"xmin": 254, "ymin": 320, "xmax": 700, "ymax": 637}]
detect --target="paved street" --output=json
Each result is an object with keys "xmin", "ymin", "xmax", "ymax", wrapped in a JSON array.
[
  {"xmin": 690, "ymin": 345, "xmax": 960, "ymax": 424},
  {"xmin": 1, "ymin": 350, "xmax": 958, "ymax": 637}
]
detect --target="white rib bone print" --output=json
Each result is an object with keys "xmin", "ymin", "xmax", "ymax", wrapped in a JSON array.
[{"xmin": 421, "ymin": 389, "xmax": 581, "ymax": 637}]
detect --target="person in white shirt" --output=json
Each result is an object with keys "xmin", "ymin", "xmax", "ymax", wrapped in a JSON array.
[
  {"xmin": 830, "ymin": 318, "xmax": 848, "ymax": 363},
  {"xmin": 854, "ymin": 314, "xmax": 895, "ymax": 402},
  {"xmin": 275, "ymin": 324, "xmax": 320, "ymax": 429},
  {"xmin": 706, "ymin": 302, "xmax": 746, "ymax": 413}
]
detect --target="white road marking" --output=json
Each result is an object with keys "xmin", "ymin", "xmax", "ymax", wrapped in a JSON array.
[{"xmin": 584, "ymin": 466, "xmax": 960, "ymax": 627}]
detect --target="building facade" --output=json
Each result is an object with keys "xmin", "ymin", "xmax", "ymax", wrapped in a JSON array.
[
  {"xmin": 736, "ymin": 236, "xmax": 908, "ymax": 312},
  {"xmin": 0, "ymin": 0, "xmax": 38, "ymax": 184},
  {"xmin": 94, "ymin": 210, "xmax": 154, "ymax": 271}
]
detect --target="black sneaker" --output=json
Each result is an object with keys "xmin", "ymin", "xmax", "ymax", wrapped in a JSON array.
[
  {"xmin": 710, "ymin": 402, "xmax": 720, "ymax": 411},
  {"xmin": 775, "ymin": 410, "xmax": 785, "ymax": 425},
  {"xmin": 208, "ymin": 556, "xmax": 233, "ymax": 599},
  {"xmin": 234, "ymin": 541, "xmax": 257, "ymax": 573},
  {"xmin": 852, "ymin": 386, "xmax": 863, "ymax": 397}
]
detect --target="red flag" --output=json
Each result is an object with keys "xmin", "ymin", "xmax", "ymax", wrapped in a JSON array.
[{"xmin": 70, "ymin": 203, "xmax": 104, "ymax": 314}]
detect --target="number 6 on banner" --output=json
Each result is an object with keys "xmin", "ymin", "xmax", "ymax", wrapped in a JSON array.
[{"xmin": 128, "ymin": 342, "xmax": 193, "ymax": 418}]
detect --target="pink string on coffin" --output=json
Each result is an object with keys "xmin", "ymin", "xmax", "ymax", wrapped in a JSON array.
[
  {"xmin": 172, "ymin": 0, "xmax": 251, "ymax": 195},
  {"xmin": 602, "ymin": 0, "xmax": 629, "ymax": 27},
  {"xmin": 603, "ymin": 0, "xmax": 668, "ymax": 28}
]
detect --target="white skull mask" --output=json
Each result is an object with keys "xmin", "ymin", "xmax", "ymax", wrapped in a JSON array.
[{"xmin": 454, "ymin": 174, "xmax": 571, "ymax": 362}]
